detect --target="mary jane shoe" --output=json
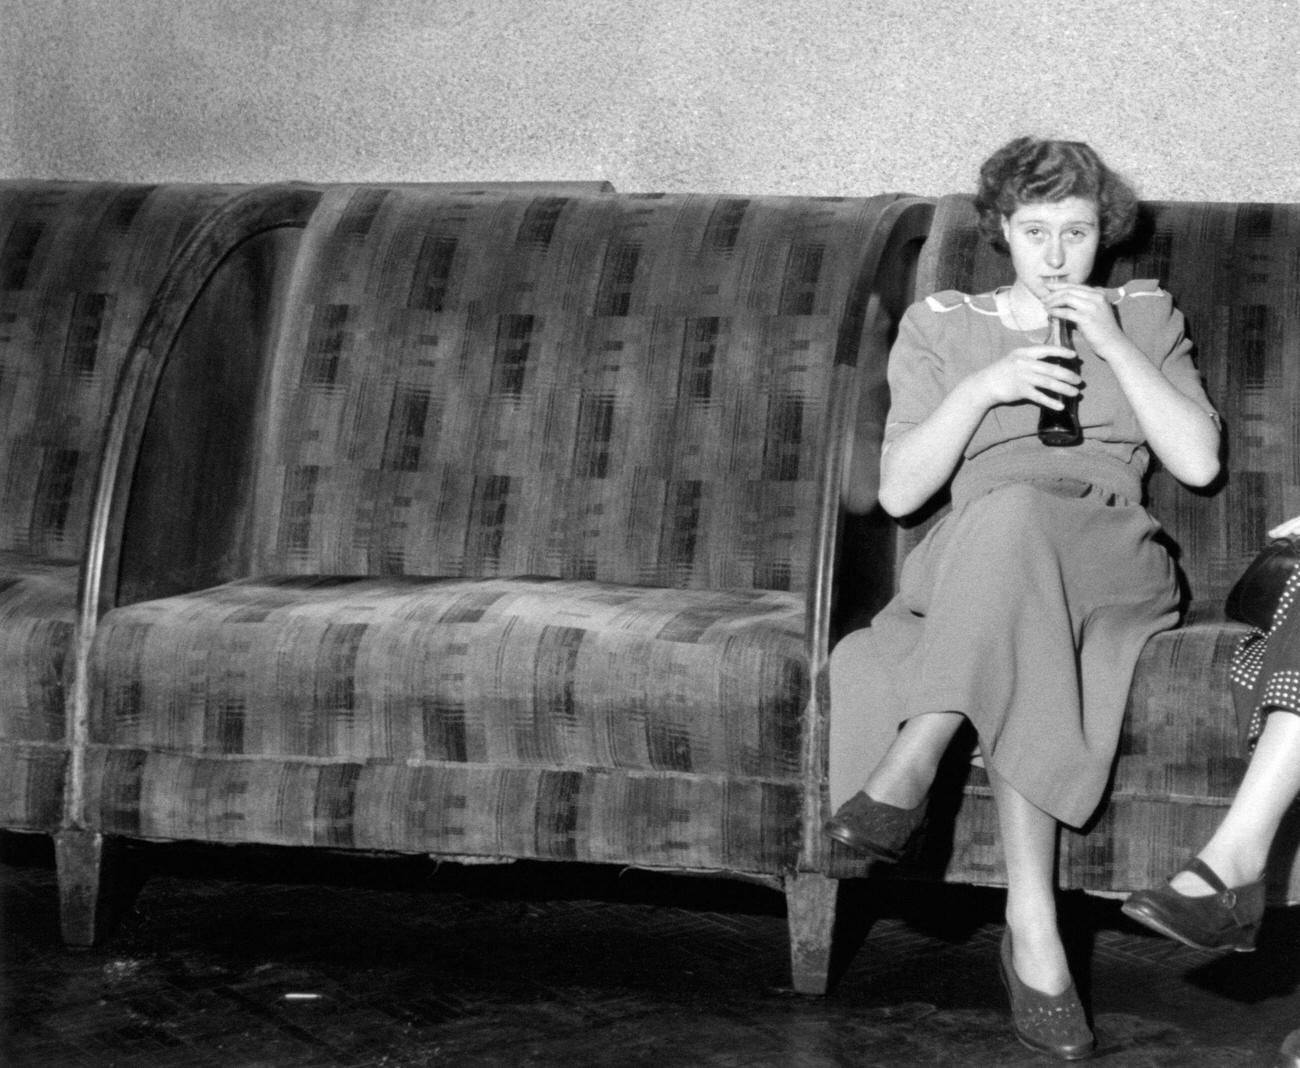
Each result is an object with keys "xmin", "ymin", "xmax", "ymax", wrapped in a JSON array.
[{"xmin": 1121, "ymin": 857, "xmax": 1265, "ymax": 952}]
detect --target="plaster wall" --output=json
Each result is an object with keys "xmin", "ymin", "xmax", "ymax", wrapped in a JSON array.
[{"xmin": 2, "ymin": 0, "xmax": 1298, "ymax": 199}]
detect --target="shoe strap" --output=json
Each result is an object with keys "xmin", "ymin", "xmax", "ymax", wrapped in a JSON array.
[
  {"xmin": 1181, "ymin": 857, "xmax": 1260, "ymax": 924},
  {"xmin": 1181, "ymin": 856, "xmax": 1229, "ymax": 895}
]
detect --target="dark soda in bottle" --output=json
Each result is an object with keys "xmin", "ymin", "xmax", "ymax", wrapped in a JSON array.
[{"xmin": 1037, "ymin": 317, "xmax": 1082, "ymax": 446}]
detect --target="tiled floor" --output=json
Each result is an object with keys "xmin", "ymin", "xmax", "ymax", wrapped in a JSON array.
[{"xmin": 1, "ymin": 831, "xmax": 1297, "ymax": 1066}]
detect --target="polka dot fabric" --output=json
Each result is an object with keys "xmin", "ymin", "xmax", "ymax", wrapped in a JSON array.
[{"xmin": 1232, "ymin": 567, "xmax": 1300, "ymax": 748}]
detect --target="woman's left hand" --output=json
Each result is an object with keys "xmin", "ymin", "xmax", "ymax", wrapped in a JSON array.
[{"xmin": 1043, "ymin": 282, "xmax": 1128, "ymax": 357}]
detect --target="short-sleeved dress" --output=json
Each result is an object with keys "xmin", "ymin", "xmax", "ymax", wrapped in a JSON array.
[{"xmin": 828, "ymin": 280, "xmax": 1219, "ymax": 830}]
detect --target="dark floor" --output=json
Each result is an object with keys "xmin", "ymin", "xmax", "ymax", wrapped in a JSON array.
[{"xmin": 1, "ymin": 832, "xmax": 1297, "ymax": 1067}]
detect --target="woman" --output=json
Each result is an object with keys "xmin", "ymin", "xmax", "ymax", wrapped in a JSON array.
[
  {"xmin": 1123, "ymin": 515, "xmax": 1300, "ymax": 1065},
  {"xmin": 827, "ymin": 136, "xmax": 1220, "ymax": 1061},
  {"xmin": 1124, "ymin": 513, "xmax": 1300, "ymax": 952}
]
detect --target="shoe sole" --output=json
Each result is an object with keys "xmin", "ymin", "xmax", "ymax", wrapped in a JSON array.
[
  {"xmin": 821, "ymin": 821, "xmax": 903, "ymax": 862},
  {"xmin": 1120, "ymin": 900, "xmax": 1258, "ymax": 953},
  {"xmin": 1010, "ymin": 1030, "xmax": 1096, "ymax": 1061},
  {"xmin": 1010, "ymin": 1029, "xmax": 1096, "ymax": 1062}
]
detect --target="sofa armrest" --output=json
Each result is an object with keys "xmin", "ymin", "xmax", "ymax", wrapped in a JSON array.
[
  {"xmin": 65, "ymin": 183, "xmax": 323, "ymax": 832},
  {"xmin": 799, "ymin": 196, "xmax": 933, "ymax": 870}
]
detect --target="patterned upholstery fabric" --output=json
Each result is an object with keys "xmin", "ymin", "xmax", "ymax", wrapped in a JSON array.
[
  {"xmin": 0, "ymin": 555, "xmax": 76, "ymax": 744},
  {"xmin": 0, "ymin": 182, "xmax": 242, "ymax": 559},
  {"xmin": 89, "ymin": 576, "xmax": 805, "ymax": 773},
  {"xmin": 0, "ymin": 554, "xmax": 77, "ymax": 829},
  {"xmin": 85, "ymin": 188, "xmax": 907, "ymax": 874},
  {"xmin": 81, "ymin": 751, "xmax": 801, "ymax": 870},
  {"xmin": 829, "ymin": 196, "xmax": 1300, "ymax": 902},
  {"xmin": 0, "ymin": 181, "xmax": 243, "ymax": 831},
  {"xmin": 251, "ymin": 188, "xmax": 890, "ymax": 588}
]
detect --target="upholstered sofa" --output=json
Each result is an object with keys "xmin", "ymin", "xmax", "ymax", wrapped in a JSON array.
[
  {"xmin": 4, "ymin": 181, "xmax": 1297, "ymax": 998},
  {"xmin": 51, "ymin": 185, "xmax": 933, "ymax": 996}
]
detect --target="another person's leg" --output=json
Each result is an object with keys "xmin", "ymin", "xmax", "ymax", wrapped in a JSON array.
[
  {"xmin": 1171, "ymin": 709, "xmax": 1300, "ymax": 893},
  {"xmin": 1123, "ymin": 709, "xmax": 1299, "ymax": 949}
]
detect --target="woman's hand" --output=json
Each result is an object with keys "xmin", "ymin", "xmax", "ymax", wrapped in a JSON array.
[
  {"xmin": 1042, "ymin": 282, "xmax": 1128, "ymax": 356},
  {"xmin": 1269, "ymin": 515, "xmax": 1300, "ymax": 539},
  {"xmin": 1036, "ymin": 281, "xmax": 1219, "ymax": 487},
  {"xmin": 879, "ymin": 342, "xmax": 1079, "ymax": 517},
  {"xmin": 974, "ymin": 343, "xmax": 1081, "ymax": 410}
]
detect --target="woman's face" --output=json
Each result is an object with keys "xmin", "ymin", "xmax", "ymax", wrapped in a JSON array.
[{"xmin": 1000, "ymin": 196, "xmax": 1100, "ymax": 302}]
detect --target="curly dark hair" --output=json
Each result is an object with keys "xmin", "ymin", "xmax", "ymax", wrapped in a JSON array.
[{"xmin": 973, "ymin": 136, "xmax": 1139, "ymax": 253}]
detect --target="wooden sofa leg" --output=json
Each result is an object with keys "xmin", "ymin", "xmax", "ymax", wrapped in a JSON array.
[
  {"xmin": 784, "ymin": 872, "xmax": 839, "ymax": 995},
  {"xmin": 54, "ymin": 828, "xmax": 110, "ymax": 947}
]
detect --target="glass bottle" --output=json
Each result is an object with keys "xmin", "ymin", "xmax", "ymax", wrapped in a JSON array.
[{"xmin": 1037, "ymin": 317, "xmax": 1082, "ymax": 446}]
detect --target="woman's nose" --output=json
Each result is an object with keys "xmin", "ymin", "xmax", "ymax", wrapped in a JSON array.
[{"xmin": 1045, "ymin": 237, "xmax": 1065, "ymax": 268}]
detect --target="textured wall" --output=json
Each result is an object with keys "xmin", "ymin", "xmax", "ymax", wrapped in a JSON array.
[{"xmin": 2, "ymin": 0, "xmax": 1298, "ymax": 199}]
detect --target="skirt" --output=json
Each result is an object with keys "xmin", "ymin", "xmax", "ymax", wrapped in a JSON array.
[
  {"xmin": 1230, "ymin": 567, "xmax": 1300, "ymax": 750},
  {"xmin": 829, "ymin": 474, "xmax": 1180, "ymax": 829}
]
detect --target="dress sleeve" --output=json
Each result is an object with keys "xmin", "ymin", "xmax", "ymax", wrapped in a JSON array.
[
  {"xmin": 883, "ymin": 300, "xmax": 948, "ymax": 447},
  {"xmin": 1123, "ymin": 282, "xmax": 1219, "ymax": 421}
]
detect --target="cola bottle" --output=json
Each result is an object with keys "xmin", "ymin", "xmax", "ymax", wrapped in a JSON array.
[{"xmin": 1037, "ymin": 316, "xmax": 1082, "ymax": 446}]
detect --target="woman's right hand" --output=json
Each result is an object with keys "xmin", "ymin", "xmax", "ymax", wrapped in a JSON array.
[
  {"xmin": 1268, "ymin": 515, "xmax": 1300, "ymax": 539},
  {"xmin": 974, "ymin": 344, "xmax": 1081, "ymax": 410},
  {"xmin": 880, "ymin": 343, "xmax": 1076, "ymax": 518}
]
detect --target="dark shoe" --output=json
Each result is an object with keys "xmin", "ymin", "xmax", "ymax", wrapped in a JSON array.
[
  {"xmin": 1121, "ymin": 857, "xmax": 1265, "ymax": 952},
  {"xmin": 998, "ymin": 930, "xmax": 1095, "ymax": 1061},
  {"xmin": 822, "ymin": 790, "xmax": 926, "ymax": 861},
  {"xmin": 1276, "ymin": 1028, "xmax": 1300, "ymax": 1068}
]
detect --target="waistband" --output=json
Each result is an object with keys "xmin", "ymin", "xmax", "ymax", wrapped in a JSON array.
[{"xmin": 951, "ymin": 443, "xmax": 1145, "ymax": 509}]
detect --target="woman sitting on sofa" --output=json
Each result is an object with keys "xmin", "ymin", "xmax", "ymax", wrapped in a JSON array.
[
  {"xmin": 826, "ymin": 136, "xmax": 1221, "ymax": 1060},
  {"xmin": 1124, "ymin": 513, "xmax": 1300, "ymax": 1066}
]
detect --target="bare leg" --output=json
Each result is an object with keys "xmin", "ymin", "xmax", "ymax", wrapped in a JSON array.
[
  {"xmin": 988, "ymin": 764, "xmax": 1071, "ymax": 995},
  {"xmin": 1171, "ymin": 710, "xmax": 1300, "ymax": 895},
  {"xmin": 860, "ymin": 710, "xmax": 965, "ymax": 808}
]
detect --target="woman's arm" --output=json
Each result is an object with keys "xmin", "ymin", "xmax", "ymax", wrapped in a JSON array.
[
  {"xmin": 1046, "ymin": 284, "xmax": 1221, "ymax": 487},
  {"xmin": 879, "ymin": 342, "xmax": 1081, "ymax": 517}
]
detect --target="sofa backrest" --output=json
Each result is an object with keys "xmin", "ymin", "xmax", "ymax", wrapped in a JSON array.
[
  {"xmin": 0, "ymin": 181, "xmax": 243, "ymax": 561},
  {"xmin": 249, "ymin": 187, "xmax": 904, "ymax": 591},
  {"xmin": 908, "ymin": 195, "xmax": 1300, "ymax": 609}
]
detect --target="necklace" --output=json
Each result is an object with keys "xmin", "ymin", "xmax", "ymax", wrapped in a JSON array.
[{"xmin": 1003, "ymin": 286, "xmax": 1050, "ymax": 343}]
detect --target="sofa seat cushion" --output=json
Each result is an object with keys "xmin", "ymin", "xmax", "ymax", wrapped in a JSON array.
[
  {"xmin": 88, "ymin": 575, "xmax": 808, "ymax": 777},
  {"xmin": 1112, "ymin": 615, "xmax": 1251, "ymax": 801},
  {"xmin": 83, "ymin": 574, "xmax": 808, "ymax": 867},
  {"xmin": 0, "ymin": 552, "xmax": 77, "ymax": 830}
]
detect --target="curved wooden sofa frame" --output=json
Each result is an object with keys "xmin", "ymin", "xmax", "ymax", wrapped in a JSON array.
[
  {"xmin": 787, "ymin": 196, "xmax": 932, "ymax": 989},
  {"xmin": 56, "ymin": 183, "xmax": 324, "ymax": 945}
]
